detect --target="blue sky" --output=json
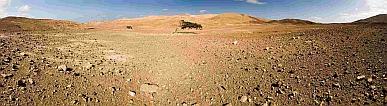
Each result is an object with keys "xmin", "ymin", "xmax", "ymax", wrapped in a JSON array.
[{"xmin": 0, "ymin": 0, "xmax": 386, "ymax": 23}]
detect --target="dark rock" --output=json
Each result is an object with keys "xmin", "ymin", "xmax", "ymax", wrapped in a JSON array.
[
  {"xmin": 17, "ymin": 79, "xmax": 27, "ymax": 87},
  {"xmin": 1, "ymin": 74, "xmax": 14, "ymax": 79}
]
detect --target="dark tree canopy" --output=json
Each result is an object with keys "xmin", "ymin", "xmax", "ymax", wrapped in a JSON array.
[{"xmin": 179, "ymin": 20, "xmax": 202, "ymax": 30}]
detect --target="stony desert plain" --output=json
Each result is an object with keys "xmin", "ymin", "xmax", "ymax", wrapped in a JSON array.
[{"xmin": 1, "ymin": 13, "xmax": 387, "ymax": 106}]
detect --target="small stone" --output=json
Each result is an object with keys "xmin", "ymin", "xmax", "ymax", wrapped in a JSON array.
[
  {"xmin": 126, "ymin": 79, "xmax": 132, "ymax": 82},
  {"xmin": 232, "ymin": 41, "xmax": 238, "ymax": 45},
  {"xmin": 247, "ymin": 98, "xmax": 252, "ymax": 102},
  {"xmin": 223, "ymin": 103, "xmax": 232, "ymax": 106},
  {"xmin": 357, "ymin": 75, "xmax": 366, "ymax": 80},
  {"xmin": 129, "ymin": 91, "xmax": 136, "ymax": 97},
  {"xmin": 265, "ymin": 96, "xmax": 274, "ymax": 101},
  {"xmin": 1, "ymin": 74, "xmax": 13, "ymax": 79},
  {"xmin": 290, "ymin": 74, "xmax": 295, "ymax": 78},
  {"xmin": 72, "ymin": 100, "xmax": 78, "ymax": 104},
  {"xmin": 20, "ymin": 87, "xmax": 26, "ymax": 91},
  {"xmin": 182, "ymin": 102, "xmax": 188, "ymax": 106},
  {"xmin": 128, "ymin": 99, "xmax": 133, "ymax": 103},
  {"xmin": 83, "ymin": 62, "xmax": 94, "ymax": 70},
  {"xmin": 262, "ymin": 102, "xmax": 269, "ymax": 106},
  {"xmin": 240, "ymin": 96, "xmax": 248, "ymax": 102},
  {"xmin": 140, "ymin": 84, "xmax": 158, "ymax": 93},
  {"xmin": 28, "ymin": 78, "xmax": 34, "ymax": 84},
  {"xmin": 58, "ymin": 65, "xmax": 67, "ymax": 71},
  {"xmin": 333, "ymin": 83, "xmax": 340, "ymax": 88},
  {"xmin": 370, "ymin": 85, "xmax": 376, "ymax": 89},
  {"xmin": 17, "ymin": 80, "xmax": 26, "ymax": 87},
  {"xmin": 367, "ymin": 77, "xmax": 373, "ymax": 83},
  {"xmin": 21, "ymin": 53, "xmax": 29, "ymax": 56},
  {"xmin": 192, "ymin": 103, "xmax": 200, "ymax": 106},
  {"xmin": 67, "ymin": 84, "xmax": 73, "ymax": 88},
  {"xmin": 276, "ymin": 89, "xmax": 285, "ymax": 94}
]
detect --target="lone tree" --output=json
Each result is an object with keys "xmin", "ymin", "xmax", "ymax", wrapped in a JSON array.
[{"xmin": 179, "ymin": 20, "xmax": 202, "ymax": 30}]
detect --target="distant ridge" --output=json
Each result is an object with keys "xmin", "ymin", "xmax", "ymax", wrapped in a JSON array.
[
  {"xmin": 84, "ymin": 12, "xmax": 271, "ymax": 30},
  {"xmin": 0, "ymin": 16, "xmax": 83, "ymax": 31},
  {"xmin": 267, "ymin": 19, "xmax": 318, "ymax": 25},
  {"xmin": 209, "ymin": 12, "xmax": 268, "ymax": 24},
  {"xmin": 353, "ymin": 14, "xmax": 387, "ymax": 23}
]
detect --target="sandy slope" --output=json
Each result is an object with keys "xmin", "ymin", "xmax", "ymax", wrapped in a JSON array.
[{"xmin": 84, "ymin": 13, "xmax": 271, "ymax": 32}]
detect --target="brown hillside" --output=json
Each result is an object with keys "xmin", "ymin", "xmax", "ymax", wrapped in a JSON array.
[
  {"xmin": 85, "ymin": 14, "xmax": 218, "ymax": 30},
  {"xmin": 209, "ymin": 12, "xmax": 268, "ymax": 24},
  {"xmin": 84, "ymin": 13, "xmax": 270, "ymax": 31},
  {"xmin": 0, "ymin": 16, "xmax": 83, "ymax": 32},
  {"xmin": 354, "ymin": 14, "xmax": 387, "ymax": 23},
  {"xmin": 267, "ymin": 19, "xmax": 318, "ymax": 25}
]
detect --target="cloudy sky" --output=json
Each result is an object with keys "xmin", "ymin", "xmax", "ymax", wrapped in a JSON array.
[{"xmin": 0, "ymin": 0, "xmax": 386, "ymax": 23}]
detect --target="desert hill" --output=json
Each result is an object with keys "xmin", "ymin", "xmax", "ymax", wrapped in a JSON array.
[
  {"xmin": 85, "ymin": 14, "xmax": 218, "ymax": 30},
  {"xmin": 84, "ymin": 12, "xmax": 270, "ymax": 30},
  {"xmin": 209, "ymin": 12, "xmax": 268, "ymax": 24},
  {"xmin": 267, "ymin": 19, "xmax": 318, "ymax": 25},
  {"xmin": 354, "ymin": 14, "xmax": 387, "ymax": 23},
  {"xmin": 0, "ymin": 16, "xmax": 83, "ymax": 32}
]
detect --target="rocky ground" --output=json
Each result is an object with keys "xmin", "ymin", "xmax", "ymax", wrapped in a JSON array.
[{"xmin": 1, "ymin": 24, "xmax": 387, "ymax": 106}]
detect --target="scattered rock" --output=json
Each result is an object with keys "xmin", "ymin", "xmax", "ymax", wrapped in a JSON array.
[
  {"xmin": 276, "ymin": 89, "xmax": 285, "ymax": 94},
  {"xmin": 17, "ymin": 79, "xmax": 26, "ymax": 87},
  {"xmin": 262, "ymin": 102, "xmax": 269, "ymax": 106},
  {"xmin": 20, "ymin": 52, "xmax": 28, "ymax": 57},
  {"xmin": 370, "ymin": 85, "xmax": 376, "ymax": 89},
  {"xmin": 66, "ymin": 84, "xmax": 73, "ymax": 88},
  {"xmin": 333, "ymin": 83, "xmax": 340, "ymax": 88},
  {"xmin": 223, "ymin": 103, "xmax": 232, "ymax": 106},
  {"xmin": 367, "ymin": 77, "xmax": 373, "ymax": 83},
  {"xmin": 1, "ymin": 74, "xmax": 13, "ymax": 79},
  {"xmin": 27, "ymin": 78, "xmax": 34, "ymax": 85},
  {"xmin": 58, "ymin": 65, "xmax": 67, "ymax": 71},
  {"xmin": 73, "ymin": 73, "xmax": 80, "ymax": 76},
  {"xmin": 83, "ymin": 62, "xmax": 94, "ymax": 70},
  {"xmin": 20, "ymin": 87, "xmax": 26, "ymax": 91},
  {"xmin": 182, "ymin": 102, "xmax": 188, "ymax": 106},
  {"xmin": 232, "ymin": 41, "xmax": 238, "ymax": 45},
  {"xmin": 72, "ymin": 100, "xmax": 78, "ymax": 104},
  {"xmin": 129, "ymin": 91, "xmax": 136, "ymax": 97},
  {"xmin": 111, "ymin": 87, "xmax": 116, "ymax": 92},
  {"xmin": 140, "ymin": 84, "xmax": 158, "ymax": 93},
  {"xmin": 240, "ymin": 96, "xmax": 248, "ymax": 102},
  {"xmin": 357, "ymin": 75, "xmax": 366, "ymax": 80}
]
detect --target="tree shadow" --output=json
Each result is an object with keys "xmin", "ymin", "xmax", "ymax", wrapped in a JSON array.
[{"xmin": 174, "ymin": 32, "xmax": 198, "ymax": 34}]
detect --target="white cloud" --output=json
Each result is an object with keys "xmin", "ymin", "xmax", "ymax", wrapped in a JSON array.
[
  {"xmin": 0, "ymin": 0, "xmax": 11, "ymax": 18},
  {"xmin": 339, "ymin": 13, "xmax": 350, "ymax": 16},
  {"xmin": 199, "ymin": 10, "xmax": 206, "ymax": 13},
  {"xmin": 115, "ymin": 14, "xmax": 123, "ymax": 19},
  {"xmin": 18, "ymin": 5, "xmax": 31, "ymax": 13},
  {"xmin": 335, "ymin": 0, "xmax": 387, "ymax": 22},
  {"xmin": 246, "ymin": 0, "xmax": 266, "ymax": 4},
  {"xmin": 309, "ymin": 16, "xmax": 322, "ymax": 20},
  {"xmin": 162, "ymin": 9, "xmax": 168, "ymax": 11},
  {"xmin": 236, "ymin": 0, "xmax": 266, "ymax": 5},
  {"xmin": 311, "ymin": 0, "xmax": 387, "ymax": 23}
]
